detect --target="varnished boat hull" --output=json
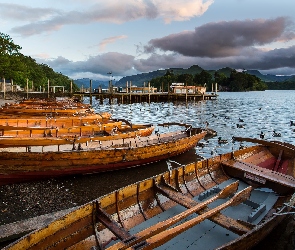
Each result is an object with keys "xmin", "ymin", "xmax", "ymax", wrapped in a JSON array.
[
  {"xmin": 0, "ymin": 113, "xmax": 112, "ymax": 127},
  {"xmin": 0, "ymin": 124, "xmax": 154, "ymax": 145},
  {"xmin": 0, "ymin": 129, "xmax": 206, "ymax": 185},
  {"xmin": 3, "ymin": 140, "xmax": 295, "ymax": 250}
]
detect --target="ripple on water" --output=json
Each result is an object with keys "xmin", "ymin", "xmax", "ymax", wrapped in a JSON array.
[{"xmin": 88, "ymin": 90, "xmax": 295, "ymax": 158}]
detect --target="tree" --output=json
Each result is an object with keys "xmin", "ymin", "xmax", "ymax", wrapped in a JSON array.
[{"xmin": 0, "ymin": 32, "xmax": 77, "ymax": 91}]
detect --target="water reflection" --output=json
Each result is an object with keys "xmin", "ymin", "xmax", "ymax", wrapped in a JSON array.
[{"xmin": 90, "ymin": 90, "xmax": 295, "ymax": 159}]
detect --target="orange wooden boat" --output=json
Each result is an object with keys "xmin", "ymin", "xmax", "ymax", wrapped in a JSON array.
[
  {"xmin": 0, "ymin": 124, "xmax": 206, "ymax": 185},
  {"xmin": 3, "ymin": 137, "xmax": 295, "ymax": 250},
  {"xmin": 0, "ymin": 122, "xmax": 154, "ymax": 146},
  {"xmin": 0, "ymin": 112, "xmax": 112, "ymax": 127}
]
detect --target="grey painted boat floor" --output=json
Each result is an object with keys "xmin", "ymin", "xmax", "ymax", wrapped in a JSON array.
[{"xmin": 106, "ymin": 178, "xmax": 278, "ymax": 249}]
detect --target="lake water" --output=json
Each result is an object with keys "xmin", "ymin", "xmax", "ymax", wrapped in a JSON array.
[{"xmin": 89, "ymin": 90, "xmax": 295, "ymax": 159}]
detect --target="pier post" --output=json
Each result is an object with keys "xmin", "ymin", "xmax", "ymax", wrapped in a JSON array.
[
  {"xmin": 3, "ymin": 77, "xmax": 5, "ymax": 99},
  {"xmin": 129, "ymin": 81, "xmax": 131, "ymax": 103},
  {"xmin": 47, "ymin": 79, "xmax": 50, "ymax": 99},
  {"xmin": 185, "ymin": 82, "xmax": 188, "ymax": 103},
  {"xmin": 148, "ymin": 82, "xmax": 151, "ymax": 104},
  {"xmin": 89, "ymin": 79, "xmax": 92, "ymax": 106}
]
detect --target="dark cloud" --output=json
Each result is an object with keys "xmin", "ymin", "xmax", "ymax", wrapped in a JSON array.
[
  {"xmin": 145, "ymin": 17, "xmax": 295, "ymax": 57},
  {"xmin": 135, "ymin": 46, "xmax": 295, "ymax": 75}
]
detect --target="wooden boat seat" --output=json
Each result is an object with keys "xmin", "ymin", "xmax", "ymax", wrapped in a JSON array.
[{"xmin": 222, "ymin": 159, "xmax": 295, "ymax": 189}]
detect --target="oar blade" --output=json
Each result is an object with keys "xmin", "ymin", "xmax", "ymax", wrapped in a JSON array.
[
  {"xmin": 230, "ymin": 186, "xmax": 252, "ymax": 206},
  {"xmin": 217, "ymin": 181, "xmax": 239, "ymax": 199}
]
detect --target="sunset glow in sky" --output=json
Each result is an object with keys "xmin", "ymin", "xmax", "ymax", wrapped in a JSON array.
[{"xmin": 0, "ymin": 0, "xmax": 295, "ymax": 80}]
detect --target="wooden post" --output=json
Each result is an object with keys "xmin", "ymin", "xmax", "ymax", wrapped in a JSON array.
[
  {"xmin": 215, "ymin": 83, "xmax": 218, "ymax": 93},
  {"xmin": 47, "ymin": 79, "xmax": 50, "ymax": 99},
  {"xmin": 89, "ymin": 79, "xmax": 92, "ymax": 106},
  {"xmin": 2, "ymin": 77, "xmax": 5, "ymax": 99},
  {"xmin": 26, "ymin": 78, "xmax": 29, "ymax": 99},
  {"xmin": 70, "ymin": 80, "xmax": 73, "ymax": 94},
  {"xmin": 185, "ymin": 82, "xmax": 188, "ymax": 103},
  {"xmin": 129, "ymin": 81, "xmax": 131, "ymax": 103},
  {"xmin": 148, "ymin": 82, "xmax": 151, "ymax": 104},
  {"xmin": 167, "ymin": 82, "xmax": 170, "ymax": 101},
  {"xmin": 11, "ymin": 79, "xmax": 14, "ymax": 92}
]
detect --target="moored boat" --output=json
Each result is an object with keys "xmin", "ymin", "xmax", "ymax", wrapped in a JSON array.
[
  {"xmin": 4, "ymin": 137, "xmax": 295, "ymax": 249},
  {"xmin": 0, "ymin": 122, "xmax": 154, "ymax": 147},
  {"xmin": 0, "ymin": 98, "xmax": 94, "ymax": 116},
  {"xmin": 0, "ymin": 118, "xmax": 153, "ymax": 139},
  {"xmin": 0, "ymin": 112, "xmax": 112, "ymax": 127},
  {"xmin": 0, "ymin": 124, "xmax": 206, "ymax": 185}
]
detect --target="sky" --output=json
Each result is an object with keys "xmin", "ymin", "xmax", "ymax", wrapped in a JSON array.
[{"xmin": 0, "ymin": 0, "xmax": 295, "ymax": 81}]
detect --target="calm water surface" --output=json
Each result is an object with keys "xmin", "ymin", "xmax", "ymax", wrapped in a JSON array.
[{"xmin": 90, "ymin": 90, "xmax": 295, "ymax": 159}]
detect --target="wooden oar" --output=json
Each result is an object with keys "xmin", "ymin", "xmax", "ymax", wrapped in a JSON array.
[
  {"xmin": 129, "ymin": 186, "xmax": 252, "ymax": 250},
  {"xmin": 107, "ymin": 181, "xmax": 239, "ymax": 250}
]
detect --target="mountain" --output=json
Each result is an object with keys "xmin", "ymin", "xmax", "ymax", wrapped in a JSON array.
[
  {"xmin": 116, "ymin": 65, "xmax": 204, "ymax": 86},
  {"xmin": 245, "ymin": 70, "xmax": 292, "ymax": 82},
  {"xmin": 74, "ymin": 78, "xmax": 108, "ymax": 90},
  {"xmin": 74, "ymin": 67, "xmax": 295, "ymax": 89},
  {"xmin": 115, "ymin": 66, "xmax": 294, "ymax": 87}
]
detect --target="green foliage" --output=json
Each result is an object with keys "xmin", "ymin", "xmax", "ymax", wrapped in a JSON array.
[
  {"xmin": 0, "ymin": 32, "xmax": 77, "ymax": 92},
  {"xmin": 266, "ymin": 78, "xmax": 295, "ymax": 90},
  {"xmin": 149, "ymin": 68, "xmax": 267, "ymax": 92}
]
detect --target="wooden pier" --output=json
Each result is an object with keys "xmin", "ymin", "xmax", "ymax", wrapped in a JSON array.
[{"xmin": 74, "ymin": 92, "xmax": 218, "ymax": 104}]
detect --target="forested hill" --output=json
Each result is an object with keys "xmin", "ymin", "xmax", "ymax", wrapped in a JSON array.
[
  {"xmin": 0, "ymin": 32, "xmax": 78, "ymax": 92},
  {"xmin": 116, "ymin": 65, "xmax": 294, "ymax": 88}
]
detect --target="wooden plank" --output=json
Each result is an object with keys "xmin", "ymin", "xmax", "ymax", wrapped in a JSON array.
[
  {"xmin": 132, "ymin": 186, "xmax": 252, "ymax": 249},
  {"xmin": 155, "ymin": 180, "xmax": 254, "ymax": 235},
  {"xmin": 223, "ymin": 160, "xmax": 295, "ymax": 189},
  {"xmin": 107, "ymin": 181, "xmax": 239, "ymax": 250},
  {"xmin": 95, "ymin": 202, "xmax": 131, "ymax": 240}
]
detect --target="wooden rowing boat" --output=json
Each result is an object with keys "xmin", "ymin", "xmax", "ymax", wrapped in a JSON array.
[
  {"xmin": 4, "ymin": 98, "xmax": 91, "ymax": 109},
  {"xmin": 0, "ymin": 123, "xmax": 154, "ymax": 146},
  {"xmin": 1, "ymin": 98, "xmax": 94, "ymax": 116},
  {"xmin": 3, "ymin": 137, "xmax": 295, "ymax": 250},
  {"xmin": 0, "ymin": 124, "xmax": 206, "ymax": 185},
  {"xmin": 0, "ymin": 118, "xmax": 150, "ymax": 138},
  {"xmin": 0, "ymin": 99, "xmax": 111, "ymax": 120},
  {"xmin": 0, "ymin": 113, "xmax": 112, "ymax": 127}
]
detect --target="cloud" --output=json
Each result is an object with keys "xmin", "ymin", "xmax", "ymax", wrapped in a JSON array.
[
  {"xmin": 40, "ymin": 52, "xmax": 136, "ymax": 79},
  {"xmin": 6, "ymin": 0, "xmax": 214, "ymax": 36},
  {"xmin": 135, "ymin": 46, "xmax": 295, "ymax": 75},
  {"xmin": 144, "ymin": 17, "xmax": 295, "ymax": 57},
  {"xmin": 40, "ymin": 44, "xmax": 295, "ymax": 80},
  {"xmin": 99, "ymin": 35, "xmax": 128, "ymax": 51},
  {"xmin": 0, "ymin": 3, "xmax": 61, "ymax": 22}
]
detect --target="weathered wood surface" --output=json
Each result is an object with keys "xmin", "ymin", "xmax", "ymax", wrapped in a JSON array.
[
  {"xmin": 0, "ymin": 124, "xmax": 154, "ymax": 146},
  {"xmin": 0, "ymin": 98, "xmax": 94, "ymax": 116},
  {"xmin": 0, "ymin": 113, "xmax": 112, "ymax": 127},
  {"xmin": 0, "ymin": 128, "xmax": 206, "ymax": 185},
  {"xmin": 2, "ymin": 142, "xmax": 295, "ymax": 250},
  {"xmin": 0, "ymin": 207, "xmax": 77, "ymax": 243}
]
